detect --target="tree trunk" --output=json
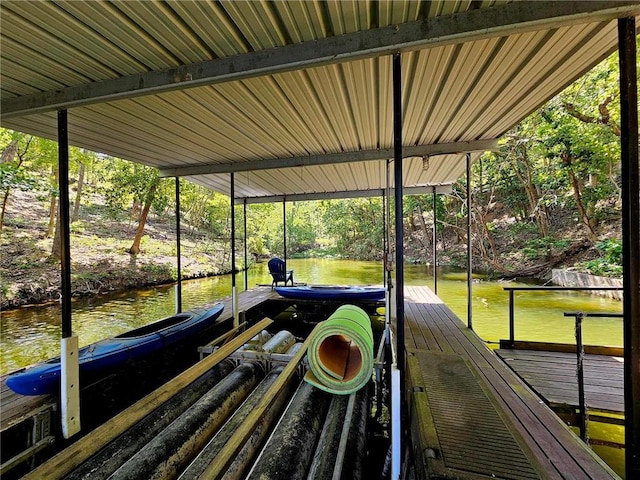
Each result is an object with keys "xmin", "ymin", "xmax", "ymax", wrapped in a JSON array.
[
  {"xmin": 0, "ymin": 189, "xmax": 9, "ymax": 231},
  {"xmin": 509, "ymin": 146, "xmax": 548, "ymax": 237},
  {"xmin": 415, "ymin": 203, "xmax": 431, "ymax": 246},
  {"xmin": 71, "ymin": 162, "xmax": 85, "ymax": 223},
  {"xmin": 0, "ymin": 140, "xmax": 19, "ymax": 231},
  {"xmin": 563, "ymin": 153, "xmax": 598, "ymax": 242},
  {"xmin": 47, "ymin": 165, "xmax": 59, "ymax": 237},
  {"xmin": 128, "ymin": 180, "xmax": 159, "ymax": 255},
  {"xmin": 51, "ymin": 210, "xmax": 61, "ymax": 259}
]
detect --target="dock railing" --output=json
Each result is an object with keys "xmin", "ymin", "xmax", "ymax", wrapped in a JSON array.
[
  {"xmin": 564, "ymin": 311, "xmax": 624, "ymax": 443},
  {"xmin": 502, "ymin": 286, "xmax": 623, "ymax": 348}
]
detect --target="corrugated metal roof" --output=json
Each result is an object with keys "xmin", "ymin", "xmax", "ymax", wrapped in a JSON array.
[{"xmin": 1, "ymin": 1, "xmax": 637, "ymax": 202}]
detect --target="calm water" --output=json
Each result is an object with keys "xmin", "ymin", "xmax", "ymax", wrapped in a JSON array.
[
  {"xmin": 0, "ymin": 258, "xmax": 623, "ymax": 374},
  {"xmin": 0, "ymin": 258, "xmax": 625, "ymax": 476}
]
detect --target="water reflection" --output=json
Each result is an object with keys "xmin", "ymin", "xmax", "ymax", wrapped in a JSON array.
[{"xmin": 0, "ymin": 259, "xmax": 622, "ymax": 375}]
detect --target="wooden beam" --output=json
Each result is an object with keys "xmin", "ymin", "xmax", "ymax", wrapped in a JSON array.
[
  {"xmin": 23, "ymin": 318, "xmax": 274, "ymax": 480},
  {"xmin": 499, "ymin": 339, "xmax": 624, "ymax": 357},
  {"xmin": 2, "ymin": 2, "xmax": 638, "ymax": 118}
]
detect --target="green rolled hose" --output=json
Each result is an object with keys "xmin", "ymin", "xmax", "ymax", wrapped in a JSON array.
[{"xmin": 304, "ymin": 304, "xmax": 374, "ymax": 395}]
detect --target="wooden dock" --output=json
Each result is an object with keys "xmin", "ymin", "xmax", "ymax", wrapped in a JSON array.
[
  {"xmin": 403, "ymin": 285, "xmax": 618, "ymax": 479},
  {"xmin": 0, "ymin": 286, "xmax": 283, "ymax": 475},
  {"xmin": 496, "ymin": 348, "xmax": 624, "ymax": 414}
]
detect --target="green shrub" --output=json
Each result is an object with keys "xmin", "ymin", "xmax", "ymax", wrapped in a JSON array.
[{"xmin": 578, "ymin": 238, "xmax": 622, "ymax": 277}]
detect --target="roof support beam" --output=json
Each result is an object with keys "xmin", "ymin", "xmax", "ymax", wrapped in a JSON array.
[
  {"xmin": 159, "ymin": 139, "xmax": 498, "ymax": 177},
  {"xmin": 234, "ymin": 185, "xmax": 452, "ymax": 205},
  {"xmin": 2, "ymin": 1, "xmax": 638, "ymax": 119}
]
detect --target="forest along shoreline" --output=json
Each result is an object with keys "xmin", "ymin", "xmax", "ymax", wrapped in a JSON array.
[
  {"xmin": 1, "ymin": 184, "xmax": 622, "ymax": 311},
  {"xmin": 0, "ymin": 189, "xmax": 239, "ymax": 310}
]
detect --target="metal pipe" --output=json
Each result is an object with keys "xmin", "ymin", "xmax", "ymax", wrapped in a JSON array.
[
  {"xmin": 390, "ymin": 363, "xmax": 401, "ymax": 480},
  {"xmin": 58, "ymin": 109, "xmax": 80, "ymax": 439},
  {"xmin": 508, "ymin": 290, "xmax": 515, "ymax": 348},
  {"xmin": 66, "ymin": 361, "xmax": 236, "ymax": 480},
  {"xmin": 432, "ymin": 186, "xmax": 438, "ymax": 295},
  {"xmin": 179, "ymin": 367, "xmax": 296, "ymax": 480},
  {"xmin": 307, "ymin": 393, "xmax": 349, "ymax": 479},
  {"xmin": 283, "ymin": 199, "xmax": 287, "ymax": 269},
  {"xmin": 231, "ymin": 173, "xmax": 238, "ymax": 326},
  {"xmin": 619, "ymin": 16, "xmax": 640, "ymax": 479},
  {"xmin": 58, "ymin": 109, "xmax": 72, "ymax": 339},
  {"xmin": 574, "ymin": 313, "xmax": 587, "ymax": 442},
  {"xmin": 336, "ymin": 386, "xmax": 369, "ymax": 480},
  {"xmin": 386, "ymin": 159, "xmax": 392, "ymax": 290},
  {"xmin": 110, "ymin": 362, "xmax": 263, "ymax": 480},
  {"xmin": 246, "ymin": 381, "xmax": 332, "ymax": 480},
  {"xmin": 259, "ymin": 330, "xmax": 296, "ymax": 354},
  {"xmin": 243, "ymin": 199, "xmax": 248, "ymax": 291},
  {"xmin": 382, "ymin": 188, "xmax": 387, "ymax": 286},
  {"xmin": 466, "ymin": 152, "xmax": 473, "ymax": 330},
  {"xmin": 308, "ymin": 386, "xmax": 369, "ymax": 480},
  {"xmin": 175, "ymin": 177, "xmax": 182, "ymax": 313},
  {"xmin": 392, "ymin": 51, "xmax": 404, "ymax": 480}
]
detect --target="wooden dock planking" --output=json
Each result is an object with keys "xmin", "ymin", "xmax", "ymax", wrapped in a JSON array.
[
  {"xmin": 404, "ymin": 285, "xmax": 618, "ymax": 480},
  {"xmin": 0, "ymin": 379, "xmax": 55, "ymax": 433},
  {"xmin": 496, "ymin": 348, "xmax": 624, "ymax": 414}
]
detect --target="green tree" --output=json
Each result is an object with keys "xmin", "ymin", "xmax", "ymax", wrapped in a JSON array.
[
  {"xmin": 321, "ymin": 198, "xmax": 384, "ymax": 260},
  {"xmin": 0, "ymin": 130, "xmax": 55, "ymax": 232},
  {"xmin": 101, "ymin": 158, "xmax": 170, "ymax": 254}
]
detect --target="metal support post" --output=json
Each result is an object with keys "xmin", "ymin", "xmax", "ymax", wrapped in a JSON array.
[
  {"xmin": 382, "ymin": 188, "xmax": 387, "ymax": 286},
  {"xmin": 243, "ymin": 199, "xmax": 248, "ymax": 291},
  {"xmin": 175, "ymin": 177, "xmax": 182, "ymax": 313},
  {"xmin": 231, "ymin": 173, "xmax": 238, "ymax": 327},
  {"xmin": 386, "ymin": 159, "xmax": 393, "ymax": 290},
  {"xmin": 466, "ymin": 153, "xmax": 473, "ymax": 330},
  {"xmin": 282, "ymin": 199, "xmax": 287, "ymax": 269},
  {"xmin": 432, "ymin": 186, "xmax": 438, "ymax": 295},
  {"xmin": 508, "ymin": 290, "xmax": 515, "ymax": 348},
  {"xmin": 392, "ymin": 51, "xmax": 404, "ymax": 480},
  {"xmin": 574, "ymin": 313, "xmax": 588, "ymax": 442},
  {"xmin": 57, "ymin": 109, "xmax": 80, "ymax": 438},
  {"xmin": 619, "ymin": 17, "xmax": 640, "ymax": 479}
]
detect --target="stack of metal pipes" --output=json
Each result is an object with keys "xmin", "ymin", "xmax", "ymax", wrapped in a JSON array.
[{"xmin": 64, "ymin": 329, "xmax": 369, "ymax": 480}]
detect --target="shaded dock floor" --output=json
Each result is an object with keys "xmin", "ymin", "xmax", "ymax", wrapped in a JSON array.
[
  {"xmin": 403, "ymin": 285, "xmax": 618, "ymax": 479},
  {"xmin": 496, "ymin": 348, "xmax": 624, "ymax": 415}
]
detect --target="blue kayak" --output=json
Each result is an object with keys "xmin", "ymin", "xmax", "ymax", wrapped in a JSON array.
[
  {"xmin": 275, "ymin": 285, "xmax": 385, "ymax": 301},
  {"xmin": 6, "ymin": 302, "xmax": 224, "ymax": 396}
]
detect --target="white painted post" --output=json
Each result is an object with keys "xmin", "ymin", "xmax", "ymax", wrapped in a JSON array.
[
  {"xmin": 61, "ymin": 335, "xmax": 81, "ymax": 438},
  {"xmin": 232, "ymin": 286, "xmax": 239, "ymax": 328}
]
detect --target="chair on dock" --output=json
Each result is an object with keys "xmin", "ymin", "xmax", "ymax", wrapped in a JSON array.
[{"xmin": 268, "ymin": 257, "xmax": 293, "ymax": 288}]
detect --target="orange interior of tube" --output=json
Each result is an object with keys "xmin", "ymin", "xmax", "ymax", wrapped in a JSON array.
[{"xmin": 317, "ymin": 334, "xmax": 363, "ymax": 382}]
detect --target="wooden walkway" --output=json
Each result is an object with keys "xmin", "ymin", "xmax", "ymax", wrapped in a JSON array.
[
  {"xmin": 496, "ymin": 349, "xmax": 624, "ymax": 414},
  {"xmin": 403, "ymin": 286, "xmax": 618, "ymax": 480}
]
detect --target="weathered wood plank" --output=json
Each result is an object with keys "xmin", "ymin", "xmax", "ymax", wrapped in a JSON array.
[
  {"xmin": 497, "ymin": 348, "xmax": 625, "ymax": 414},
  {"xmin": 403, "ymin": 286, "xmax": 618, "ymax": 479}
]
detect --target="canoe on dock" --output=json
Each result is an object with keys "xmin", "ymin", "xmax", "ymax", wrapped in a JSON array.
[
  {"xmin": 6, "ymin": 302, "xmax": 224, "ymax": 396},
  {"xmin": 275, "ymin": 285, "xmax": 385, "ymax": 301}
]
